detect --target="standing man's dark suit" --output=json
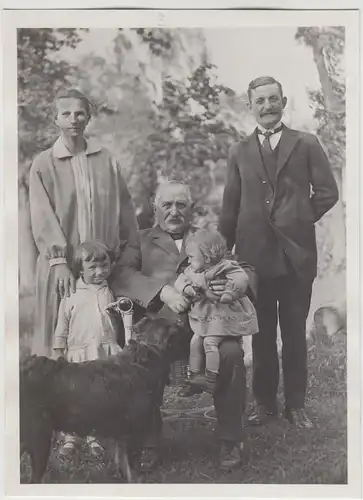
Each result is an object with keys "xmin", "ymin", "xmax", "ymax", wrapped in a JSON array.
[{"xmin": 220, "ymin": 77, "xmax": 339, "ymax": 426}]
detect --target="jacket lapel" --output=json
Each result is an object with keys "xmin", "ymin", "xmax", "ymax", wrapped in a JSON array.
[
  {"xmin": 151, "ymin": 225, "xmax": 180, "ymax": 265},
  {"xmin": 245, "ymin": 131, "xmax": 270, "ymax": 185},
  {"xmin": 177, "ymin": 226, "xmax": 199, "ymax": 273},
  {"xmin": 276, "ymin": 126, "xmax": 300, "ymax": 178}
]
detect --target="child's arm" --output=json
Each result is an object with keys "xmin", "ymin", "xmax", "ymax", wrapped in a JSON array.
[{"xmin": 53, "ymin": 296, "xmax": 72, "ymax": 356}]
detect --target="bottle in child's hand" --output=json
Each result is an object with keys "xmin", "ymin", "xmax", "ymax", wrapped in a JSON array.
[
  {"xmin": 184, "ymin": 284, "xmax": 198, "ymax": 297},
  {"xmin": 53, "ymin": 348, "xmax": 64, "ymax": 360}
]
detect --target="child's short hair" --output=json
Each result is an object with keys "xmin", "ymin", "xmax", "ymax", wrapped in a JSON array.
[
  {"xmin": 74, "ymin": 241, "xmax": 115, "ymax": 275},
  {"xmin": 186, "ymin": 229, "xmax": 227, "ymax": 266}
]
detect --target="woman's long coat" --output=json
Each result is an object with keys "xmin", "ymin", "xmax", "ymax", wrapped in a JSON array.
[{"xmin": 29, "ymin": 137, "xmax": 141, "ymax": 357}]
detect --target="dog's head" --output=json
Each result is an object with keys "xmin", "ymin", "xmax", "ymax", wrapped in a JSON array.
[
  {"xmin": 20, "ymin": 355, "xmax": 64, "ymax": 397},
  {"xmin": 133, "ymin": 315, "xmax": 181, "ymax": 358}
]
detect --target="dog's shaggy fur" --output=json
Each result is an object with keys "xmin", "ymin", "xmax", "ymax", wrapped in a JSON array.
[{"xmin": 20, "ymin": 316, "xmax": 181, "ymax": 483}]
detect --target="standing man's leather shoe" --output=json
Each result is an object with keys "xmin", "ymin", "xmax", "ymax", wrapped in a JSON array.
[
  {"xmin": 285, "ymin": 408, "xmax": 313, "ymax": 429},
  {"xmin": 246, "ymin": 403, "xmax": 278, "ymax": 426},
  {"xmin": 218, "ymin": 441, "xmax": 244, "ymax": 470}
]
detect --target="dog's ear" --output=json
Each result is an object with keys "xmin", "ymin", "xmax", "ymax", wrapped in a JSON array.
[{"xmin": 20, "ymin": 355, "xmax": 58, "ymax": 391}]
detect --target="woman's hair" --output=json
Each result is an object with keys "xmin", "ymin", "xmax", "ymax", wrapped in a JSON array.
[
  {"xmin": 186, "ymin": 228, "xmax": 228, "ymax": 266},
  {"xmin": 54, "ymin": 88, "xmax": 93, "ymax": 118},
  {"xmin": 74, "ymin": 241, "xmax": 115, "ymax": 275}
]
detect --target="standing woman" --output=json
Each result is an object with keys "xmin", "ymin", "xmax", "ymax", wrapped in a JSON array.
[{"xmin": 29, "ymin": 88, "xmax": 141, "ymax": 357}]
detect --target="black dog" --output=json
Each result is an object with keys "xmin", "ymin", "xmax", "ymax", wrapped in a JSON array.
[{"xmin": 20, "ymin": 316, "xmax": 181, "ymax": 483}]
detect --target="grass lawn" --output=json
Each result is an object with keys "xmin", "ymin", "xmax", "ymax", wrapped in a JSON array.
[{"xmin": 20, "ymin": 311, "xmax": 347, "ymax": 484}]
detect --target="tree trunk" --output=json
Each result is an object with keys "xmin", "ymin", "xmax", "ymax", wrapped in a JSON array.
[
  {"xmin": 311, "ymin": 34, "xmax": 344, "ymax": 114},
  {"xmin": 315, "ymin": 169, "xmax": 345, "ymax": 278}
]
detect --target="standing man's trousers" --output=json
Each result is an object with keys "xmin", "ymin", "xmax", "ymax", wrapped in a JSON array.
[{"xmin": 252, "ymin": 271, "xmax": 313, "ymax": 410}]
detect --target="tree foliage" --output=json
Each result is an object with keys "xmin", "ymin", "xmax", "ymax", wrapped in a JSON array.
[
  {"xmin": 131, "ymin": 63, "xmax": 244, "ymax": 228},
  {"xmin": 295, "ymin": 27, "xmax": 345, "ymax": 176}
]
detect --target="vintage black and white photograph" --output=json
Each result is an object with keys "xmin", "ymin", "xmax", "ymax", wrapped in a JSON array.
[{"xmin": 2, "ymin": 6, "xmax": 361, "ymax": 497}]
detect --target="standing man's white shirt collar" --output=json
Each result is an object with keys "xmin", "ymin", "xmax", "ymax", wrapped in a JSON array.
[{"xmin": 257, "ymin": 121, "xmax": 283, "ymax": 150}]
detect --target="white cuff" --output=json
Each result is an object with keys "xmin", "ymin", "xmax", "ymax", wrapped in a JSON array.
[{"xmin": 49, "ymin": 257, "xmax": 67, "ymax": 267}]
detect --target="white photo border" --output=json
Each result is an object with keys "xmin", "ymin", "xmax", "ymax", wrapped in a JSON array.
[{"xmin": 2, "ymin": 6, "xmax": 361, "ymax": 499}]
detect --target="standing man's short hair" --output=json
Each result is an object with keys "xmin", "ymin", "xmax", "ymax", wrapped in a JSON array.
[{"xmin": 247, "ymin": 76, "xmax": 284, "ymax": 101}]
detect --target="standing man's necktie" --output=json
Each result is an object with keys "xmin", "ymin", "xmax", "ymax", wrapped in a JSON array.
[
  {"xmin": 262, "ymin": 130, "xmax": 274, "ymax": 152},
  {"xmin": 258, "ymin": 125, "xmax": 283, "ymax": 152}
]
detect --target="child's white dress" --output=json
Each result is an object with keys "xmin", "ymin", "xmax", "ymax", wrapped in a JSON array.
[
  {"xmin": 54, "ymin": 278, "xmax": 122, "ymax": 362},
  {"xmin": 175, "ymin": 259, "xmax": 259, "ymax": 338}
]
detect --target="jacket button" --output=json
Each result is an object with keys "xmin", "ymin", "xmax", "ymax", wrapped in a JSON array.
[
  {"xmin": 262, "ymin": 180, "xmax": 267, "ymax": 184},
  {"xmin": 265, "ymin": 200, "xmax": 270, "ymax": 204}
]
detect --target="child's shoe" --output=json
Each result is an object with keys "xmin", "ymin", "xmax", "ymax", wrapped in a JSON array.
[
  {"xmin": 219, "ymin": 292, "xmax": 234, "ymax": 304},
  {"xmin": 188, "ymin": 370, "xmax": 218, "ymax": 394},
  {"xmin": 179, "ymin": 371, "xmax": 204, "ymax": 397},
  {"xmin": 177, "ymin": 383, "xmax": 203, "ymax": 397},
  {"xmin": 87, "ymin": 437, "xmax": 104, "ymax": 458},
  {"xmin": 59, "ymin": 440, "xmax": 77, "ymax": 457}
]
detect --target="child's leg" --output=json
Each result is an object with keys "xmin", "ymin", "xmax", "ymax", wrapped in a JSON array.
[
  {"xmin": 189, "ymin": 334, "xmax": 205, "ymax": 374},
  {"xmin": 239, "ymin": 336, "xmax": 244, "ymax": 351},
  {"xmin": 187, "ymin": 337, "xmax": 222, "ymax": 394},
  {"xmin": 203, "ymin": 336, "xmax": 223, "ymax": 376}
]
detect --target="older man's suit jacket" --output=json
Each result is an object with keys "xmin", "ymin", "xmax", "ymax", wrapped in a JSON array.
[
  {"xmin": 219, "ymin": 125, "xmax": 339, "ymax": 281},
  {"xmin": 110, "ymin": 225, "xmax": 257, "ymax": 321}
]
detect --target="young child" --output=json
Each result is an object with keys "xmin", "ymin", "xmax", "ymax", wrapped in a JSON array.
[
  {"xmin": 174, "ymin": 228, "xmax": 259, "ymax": 394},
  {"xmin": 53, "ymin": 240, "xmax": 123, "ymax": 457}
]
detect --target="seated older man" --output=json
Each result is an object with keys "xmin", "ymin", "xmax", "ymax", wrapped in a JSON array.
[{"xmin": 110, "ymin": 180, "xmax": 257, "ymax": 471}]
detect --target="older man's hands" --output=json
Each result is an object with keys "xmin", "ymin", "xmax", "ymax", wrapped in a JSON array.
[{"xmin": 160, "ymin": 285, "xmax": 190, "ymax": 314}]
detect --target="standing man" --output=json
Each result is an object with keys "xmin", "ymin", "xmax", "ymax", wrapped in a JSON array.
[
  {"xmin": 29, "ymin": 88, "xmax": 141, "ymax": 358},
  {"xmin": 219, "ymin": 76, "xmax": 338, "ymax": 428},
  {"xmin": 111, "ymin": 180, "xmax": 257, "ymax": 470}
]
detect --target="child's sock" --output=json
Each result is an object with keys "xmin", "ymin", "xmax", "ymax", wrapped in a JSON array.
[{"xmin": 205, "ymin": 369, "xmax": 218, "ymax": 383}]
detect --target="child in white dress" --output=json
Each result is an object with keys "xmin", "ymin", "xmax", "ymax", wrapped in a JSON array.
[
  {"xmin": 53, "ymin": 240, "xmax": 122, "ymax": 457},
  {"xmin": 175, "ymin": 229, "xmax": 258, "ymax": 394}
]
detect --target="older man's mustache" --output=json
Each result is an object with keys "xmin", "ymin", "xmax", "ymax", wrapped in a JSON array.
[
  {"xmin": 166, "ymin": 216, "xmax": 184, "ymax": 222},
  {"xmin": 261, "ymin": 111, "xmax": 279, "ymax": 116}
]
